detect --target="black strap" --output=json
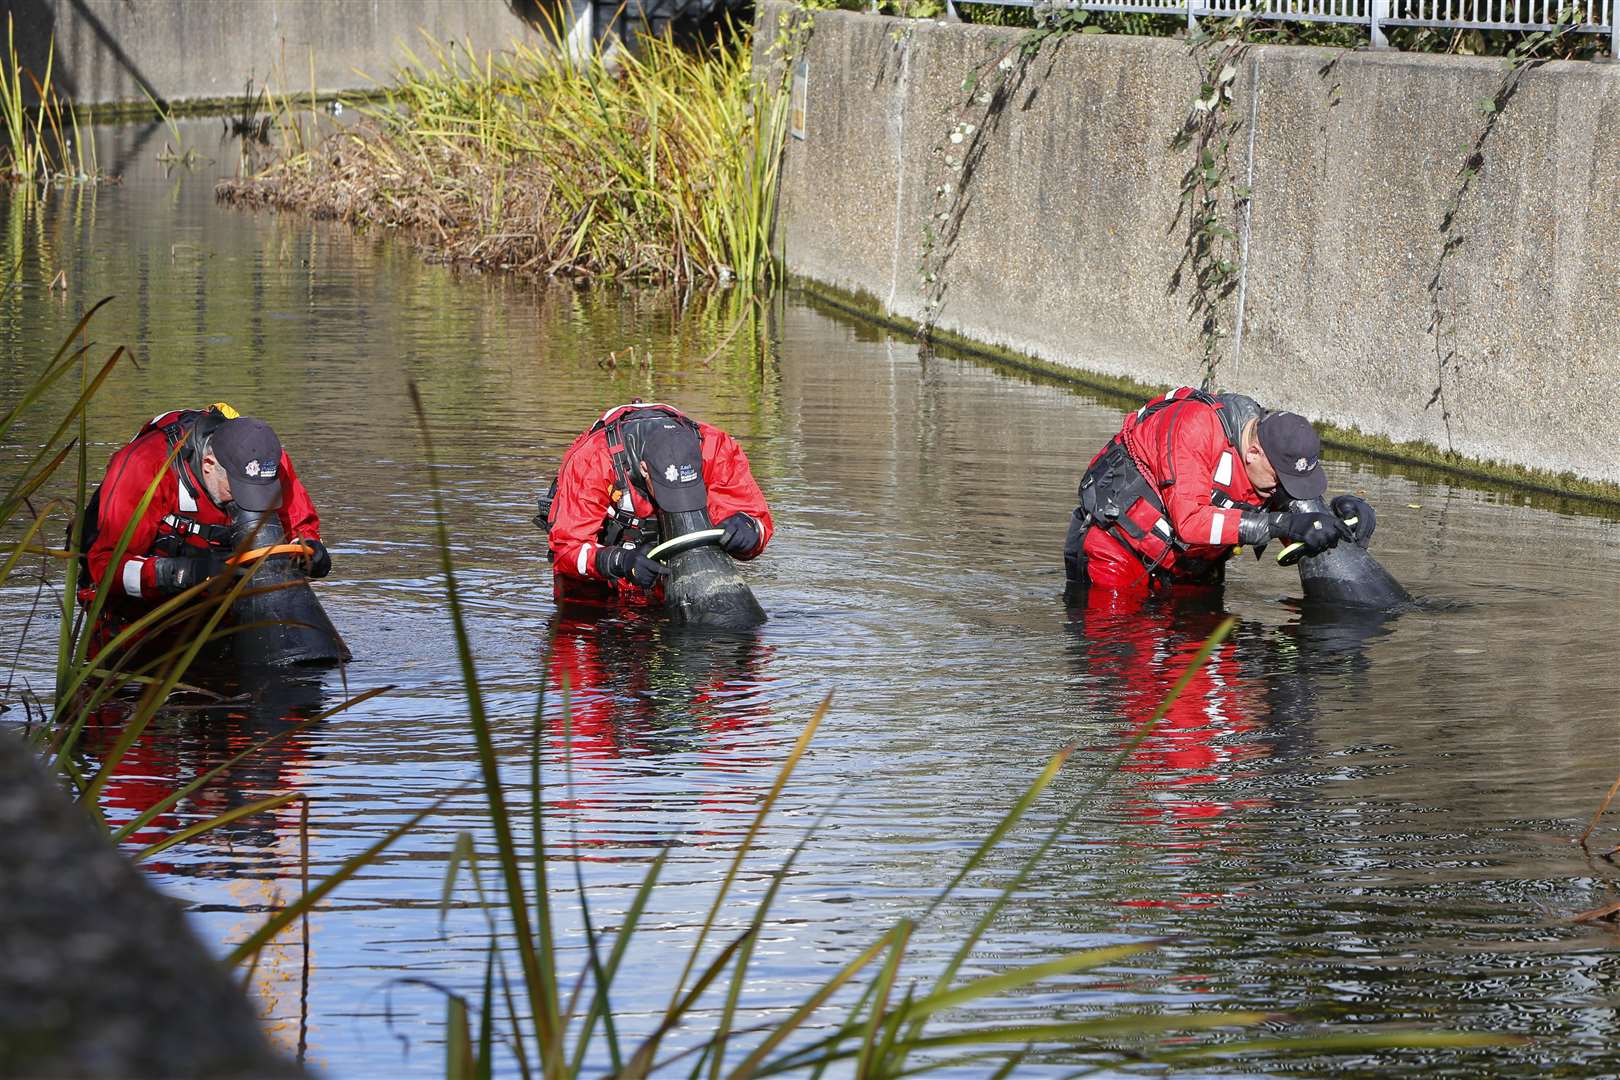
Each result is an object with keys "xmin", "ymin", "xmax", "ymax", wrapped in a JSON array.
[
  {"xmin": 591, "ymin": 406, "xmax": 701, "ymax": 544},
  {"xmin": 154, "ymin": 408, "xmax": 226, "ymax": 511},
  {"xmin": 160, "ymin": 513, "xmax": 234, "ymax": 546}
]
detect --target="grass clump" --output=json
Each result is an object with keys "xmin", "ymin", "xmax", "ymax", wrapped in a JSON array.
[
  {"xmin": 0, "ymin": 15, "xmax": 99, "ymax": 186},
  {"xmin": 218, "ymin": 23, "xmax": 790, "ymax": 290}
]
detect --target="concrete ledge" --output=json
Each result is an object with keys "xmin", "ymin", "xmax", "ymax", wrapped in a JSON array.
[
  {"xmin": 760, "ymin": 4, "xmax": 1620, "ymax": 488},
  {"xmin": 5, "ymin": 0, "xmax": 547, "ymax": 109}
]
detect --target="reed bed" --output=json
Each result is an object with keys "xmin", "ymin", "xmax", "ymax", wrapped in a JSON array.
[
  {"xmin": 219, "ymin": 26, "xmax": 789, "ymax": 289},
  {"xmin": 0, "ymin": 16, "xmax": 98, "ymax": 186}
]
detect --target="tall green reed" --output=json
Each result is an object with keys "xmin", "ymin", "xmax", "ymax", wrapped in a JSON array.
[{"xmin": 0, "ymin": 15, "xmax": 97, "ymax": 185}]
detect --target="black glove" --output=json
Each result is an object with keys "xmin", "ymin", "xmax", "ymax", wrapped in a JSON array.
[
  {"xmin": 151, "ymin": 554, "xmax": 214, "ymax": 594},
  {"xmin": 717, "ymin": 514, "xmax": 760, "ymax": 558},
  {"xmin": 595, "ymin": 544, "xmax": 670, "ymax": 590},
  {"xmin": 297, "ymin": 537, "xmax": 332, "ymax": 579},
  {"xmin": 1330, "ymin": 494, "xmax": 1376, "ymax": 546},
  {"xmin": 1269, "ymin": 511, "xmax": 1348, "ymax": 554}
]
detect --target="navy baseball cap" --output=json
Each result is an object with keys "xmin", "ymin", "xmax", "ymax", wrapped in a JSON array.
[
  {"xmin": 210, "ymin": 417, "xmax": 284, "ymax": 511},
  {"xmin": 1256, "ymin": 412, "xmax": 1327, "ymax": 500},
  {"xmin": 636, "ymin": 419, "xmax": 707, "ymax": 513}
]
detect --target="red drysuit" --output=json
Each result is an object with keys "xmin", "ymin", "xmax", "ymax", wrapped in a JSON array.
[
  {"xmin": 1075, "ymin": 388, "xmax": 1270, "ymax": 594},
  {"xmin": 546, "ymin": 403, "xmax": 772, "ymax": 599},
  {"xmin": 86, "ymin": 408, "xmax": 320, "ymax": 603}
]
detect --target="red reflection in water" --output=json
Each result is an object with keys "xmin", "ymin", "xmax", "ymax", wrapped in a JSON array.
[
  {"xmin": 1071, "ymin": 587, "xmax": 1273, "ymax": 909},
  {"xmin": 77, "ymin": 684, "xmax": 326, "ymax": 862},
  {"xmin": 540, "ymin": 609, "xmax": 777, "ymax": 854}
]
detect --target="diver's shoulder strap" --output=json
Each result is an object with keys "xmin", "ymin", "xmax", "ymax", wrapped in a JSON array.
[{"xmin": 141, "ymin": 406, "xmax": 232, "ymax": 515}]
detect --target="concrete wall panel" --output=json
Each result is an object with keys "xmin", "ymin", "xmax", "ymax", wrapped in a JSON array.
[
  {"xmin": 6, "ymin": 0, "xmax": 546, "ymax": 107},
  {"xmin": 764, "ymin": 4, "xmax": 1620, "ymax": 486}
]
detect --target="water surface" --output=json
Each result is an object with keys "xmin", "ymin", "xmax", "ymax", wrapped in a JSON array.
[{"xmin": 3, "ymin": 119, "xmax": 1620, "ymax": 1077}]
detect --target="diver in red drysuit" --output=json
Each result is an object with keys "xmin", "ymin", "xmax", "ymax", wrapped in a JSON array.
[
  {"xmin": 543, "ymin": 402, "xmax": 772, "ymax": 604},
  {"xmin": 85, "ymin": 406, "xmax": 327, "ymax": 606},
  {"xmin": 1064, "ymin": 388, "xmax": 1373, "ymax": 597}
]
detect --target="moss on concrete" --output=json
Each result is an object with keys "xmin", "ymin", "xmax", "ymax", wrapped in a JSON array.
[{"xmin": 793, "ymin": 276, "xmax": 1620, "ymax": 518}]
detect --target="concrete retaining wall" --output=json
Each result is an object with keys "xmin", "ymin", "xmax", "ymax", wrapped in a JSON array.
[
  {"xmin": 4, "ymin": 0, "xmax": 553, "ymax": 108},
  {"xmin": 760, "ymin": 4, "xmax": 1620, "ymax": 487}
]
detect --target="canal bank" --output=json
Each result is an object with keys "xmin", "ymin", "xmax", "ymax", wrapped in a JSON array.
[{"xmin": 758, "ymin": 3, "xmax": 1620, "ymax": 492}]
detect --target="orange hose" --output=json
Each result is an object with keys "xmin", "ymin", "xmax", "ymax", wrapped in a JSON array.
[{"xmin": 226, "ymin": 543, "xmax": 313, "ymax": 567}]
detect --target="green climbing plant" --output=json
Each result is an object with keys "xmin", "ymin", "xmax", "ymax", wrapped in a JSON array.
[
  {"xmin": 1426, "ymin": 4, "xmax": 1585, "ymax": 452},
  {"xmin": 1169, "ymin": 18, "xmax": 1253, "ymax": 390}
]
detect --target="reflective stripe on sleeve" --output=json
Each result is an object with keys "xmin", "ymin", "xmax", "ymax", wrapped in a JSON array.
[
  {"xmin": 177, "ymin": 477, "xmax": 197, "ymax": 512},
  {"xmin": 577, "ymin": 543, "xmax": 594, "ymax": 577},
  {"xmin": 1213, "ymin": 451, "xmax": 1233, "ymax": 486},
  {"xmin": 1209, "ymin": 511, "xmax": 1226, "ymax": 545},
  {"xmin": 122, "ymin": 558, "xmax": 145, "ymax": 598}
]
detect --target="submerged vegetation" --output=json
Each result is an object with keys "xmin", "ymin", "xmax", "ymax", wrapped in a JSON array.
[{"xmin": 219, "ymin": 23, "xmax": 790, "ymax": 289}]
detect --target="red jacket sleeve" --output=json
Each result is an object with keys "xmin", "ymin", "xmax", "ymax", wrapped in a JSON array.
[
  {"xmin": 1159, "ymin": 406, "xmax": 1244, "ymax": 549},
  {"xmin": 87, "ymin": 433, "xmax": 175, "ymax": 600},
  {"xmin": 548, "ymin": 434, "xmax": 617, "ymax": 582},
  {"xmin": 700, "ymin": 425, "xmax": 773, "ymax": 559},
  {"xmin": 276, "ymin": 452, "xmax": 321, "ymax": 540}
]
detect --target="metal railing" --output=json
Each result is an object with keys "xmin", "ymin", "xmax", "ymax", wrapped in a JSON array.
[{"xmin": 949, "ymin": 0, "xmax": 1617, "ymax": 52}]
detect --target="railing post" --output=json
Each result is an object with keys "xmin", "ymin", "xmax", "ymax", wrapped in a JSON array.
[
  {"xmin": 1370, "ymin": 0, "xmax": 1390, "ymax": 47},
  {"xmin": 1188, "ymin": 0, "xmax": 1197, "ymax": 34}
]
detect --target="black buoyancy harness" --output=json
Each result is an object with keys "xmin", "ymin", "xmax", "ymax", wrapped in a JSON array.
[
  {"xmin": 1075, "ymin": 388, "xmax": 1262, "ymax": 579},
  {"xmin": 148, "ymin": 407, "xmax": 235, "ymax": 555},
  {"xmin": 536, "ymin": 403, "xmax": 704, "ymax": 550},
  {"xmin": 72, "ymin": 405, "xmax": 236, "ymax": 584}
]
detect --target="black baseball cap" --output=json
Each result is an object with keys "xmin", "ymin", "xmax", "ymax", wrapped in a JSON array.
[
  {"xmin": 1256, "ymin": 411, "xmax": 1327, "ymax": 500},
  {"xmin": 210, "ymin": 417, "xmax": 285, "ymax": 511},
  {"xmin": 636, "ymin": 419, "xmax": 707, "ymax": 513}
]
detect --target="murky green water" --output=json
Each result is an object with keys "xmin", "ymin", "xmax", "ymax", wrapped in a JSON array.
[{"xmin": 4, "ymin": 119, "xmax": 1620, "ymax": 1077}]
